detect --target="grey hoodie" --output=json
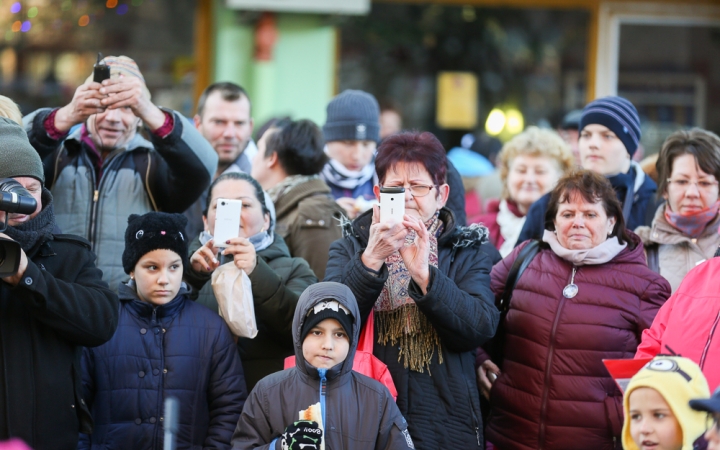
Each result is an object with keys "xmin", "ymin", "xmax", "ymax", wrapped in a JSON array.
[{"xmin": 231, "ymin": 282, "xmax": 415, "ymax": 450}]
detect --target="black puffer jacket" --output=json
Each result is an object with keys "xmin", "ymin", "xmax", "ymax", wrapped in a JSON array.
[{"xmin": 324, "ymin": 208, "xmax": 501, "ymax": 449}]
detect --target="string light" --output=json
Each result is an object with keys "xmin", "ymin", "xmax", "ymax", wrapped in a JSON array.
[
  {"xmin": 10, "ymin": 2, "xmax": 21, "ymax": 14},
  {"xmin": 106, "ymin": 0, "xmax": 118, "ymax": 8},
  {"xmin": 116, "ymin": 4, "xmax": 129, "ymax": 14},
  {"xmin": 21, "ymin": 21, "xmax": 31, "ymax": 32},
  {"xmin": 28, "ymin": 6, "xmax": 38, "ymax": 18},
  {"xmin": 11, "ymin": 21, "xmax": 22, "ymax": 32},
  {"xmin": 78, "ymin": 15, "xmax": 90, "ymax": 26}
]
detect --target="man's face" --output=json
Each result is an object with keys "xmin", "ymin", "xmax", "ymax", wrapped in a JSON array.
[
  {"xmin": 251, "ymin": 129, "xmax": 276, "ymax": 190},
  {"xmin": 578, "ymin": 124, "xmax": 630, "ymax": 176},
  {"xmin": 195, "ymin": 92, "xmax": 253, "ymax": 166},
  {"xmin": 0, "ymin": 177, "xmax": 43, "ymax": 227},
  {"xmin": 86, "ymin": 106, "xmax": 140, "ymax": 151}
]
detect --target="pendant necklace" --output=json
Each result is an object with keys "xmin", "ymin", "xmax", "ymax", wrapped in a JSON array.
[{"xmin": 563, "ymin": 267, "xmax": 579, "ymax": 298}]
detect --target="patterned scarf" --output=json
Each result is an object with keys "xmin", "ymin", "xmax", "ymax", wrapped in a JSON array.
[
  {"xmin": 320, "ymin": 158, "xmax": 376, "ymax": 191},
  {"xmin": 375, "ymin": 212, "xmax": 444, "ymax": 374},
  {"xmin": 266, "ymin": 174, "xmax": 320, "ymax": 202},
  {"xmin": 664, "ymin": 201, "xmax": 720, "ymax": 238}
]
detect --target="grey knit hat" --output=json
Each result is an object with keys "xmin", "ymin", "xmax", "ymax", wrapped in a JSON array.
[
  {"xmin": 0, "ymin": 117, "xmax": 44, "ymax": 183},
  {"xmin": 323, "ymin": 90, "xmax": 380, "ymax": 143}
]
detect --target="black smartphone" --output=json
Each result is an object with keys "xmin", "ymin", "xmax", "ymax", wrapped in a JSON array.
[{"xmin": 93, "ymin": 52, "xmax": 110, "ymax": 83}]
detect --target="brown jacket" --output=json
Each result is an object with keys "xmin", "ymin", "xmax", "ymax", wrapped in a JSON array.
[
  {"xmin": 273, "ymin": 178, "xmax": 345, "ymax": 280},
  {"xmin": 635, "ymin": 204, "xmax": 720, "ymax": 293}
]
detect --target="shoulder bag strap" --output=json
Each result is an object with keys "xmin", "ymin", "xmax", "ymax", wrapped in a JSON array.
[{"xmin": 497, "ymin": 239, "xmax": 541, "ymax": 314}]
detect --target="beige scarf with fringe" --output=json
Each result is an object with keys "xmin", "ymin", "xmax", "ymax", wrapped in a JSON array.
[{"xmin": 375, "ymin": 212, "xmax": 443, "ymax": 374}]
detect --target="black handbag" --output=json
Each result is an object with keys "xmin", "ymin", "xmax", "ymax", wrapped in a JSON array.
[{"xmin": 489, "ymin": 239, "xmax": 542, "ymax": 363}]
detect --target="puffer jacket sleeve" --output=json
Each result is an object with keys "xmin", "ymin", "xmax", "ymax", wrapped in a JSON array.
[
  {"xmin": 407, "ymin": 241, "xmax": 500, "ymax": 352},
  {"xmin": 14, "ymin": 245, "xmax": 119, "ymax": 347},
  {"xmin": 77, "ymin": 347, "xmax": 96, "ymax": 450},
  {"xmin": 23, "ymin": 108, "xmax": 62, "ymax": 162},
  {"xmin": 324, "ymin": 237, "xmax": 389, "ymax": 323},
  {"xmin": 635, "ymin": 288, "xmax": 674, "ymax": 359},
  {"xmin": 636, "ymin": 274, "xmax": 671, "ymax": 342},
  {"xmin": 204, "ymin": 324, "xmax": 249, "ymax": 449},
  {"xmin": 145, "ymin": 110, "xmax": 218, "ymax": 213},
  {"xmin": 374, "ymin": 393, "xmax": 414, "ymax": 450},
  {"xmin": 249, "ymin": 256, "xmax": 317, "ymax": 348},
  {"xmin": 231, "ymin": 386, "xmax": 278, "ymax": 450}
]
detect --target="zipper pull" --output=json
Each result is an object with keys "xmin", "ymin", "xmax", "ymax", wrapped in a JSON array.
[
  {"xmin": 93, "ymin": 190, "xmax": 99, "ymax": 202},
  {"xmin": 151, "ymin": 308, "xmax": 157, "ymax": 325},
  {"xmin": 476, "ymin": 427, "xmax": 481, "ymax": 446}
]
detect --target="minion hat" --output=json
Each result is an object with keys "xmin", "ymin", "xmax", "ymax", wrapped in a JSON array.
[
  {"xmin": 85, "ymin": 55, "xmax": 151, "ymax": 100},
  {"xmin": 622, "ymin": 356, "xmax": 711, "ymax": 450}
]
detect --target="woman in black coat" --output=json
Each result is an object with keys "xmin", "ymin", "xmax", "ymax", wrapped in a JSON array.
[{"xmin": 324, "ymin": 131, "xmax": 500, "ymax": 449}]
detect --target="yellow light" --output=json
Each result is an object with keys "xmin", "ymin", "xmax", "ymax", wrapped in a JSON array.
[
  {"xmin": 78, "ymin": 15, "xmax": 90, "ymax": 26},
  {"xmin": 505, "ymin": 108, "xmax": 524, "ymax": 135},
  {"xmin": 485, "ymin": 108, "xmax": 506, "ymax": 136}
]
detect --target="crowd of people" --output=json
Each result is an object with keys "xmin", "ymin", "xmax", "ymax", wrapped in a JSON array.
[{"xmin": 0, "ymin": 54, "xmax": 718, "ymax": 450}]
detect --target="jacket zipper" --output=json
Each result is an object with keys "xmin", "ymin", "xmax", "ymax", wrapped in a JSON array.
[
  {"xmin": 87, "ymin": 151, "xmax": 123, "ymax": 249},
  {"xmin": 700, "ymin": 310, "xmax": 720, "ymax": 369},
  {"xmin": 537, "ymin": 266, "xmax": 574, "ymax": 449},
  {"xmin": 318, "ymin": 368, "xmax": 327, "ymax": 430}
]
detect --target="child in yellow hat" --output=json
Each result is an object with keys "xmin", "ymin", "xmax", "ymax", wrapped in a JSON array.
[{"xmin": 623, "ymin": 356, "xmax": 710, "ymax": 450}]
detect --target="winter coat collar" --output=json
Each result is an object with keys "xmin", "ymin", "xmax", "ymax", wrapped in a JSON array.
[
  {"xmin": 273, "ymin": 178, "xmax": 334, "ymax": 219},
  {"xmin": 636, "ymin": 202, "xmax": 720, "ymax": 246},
  {"xmin": 118, "ymin": 280, "xmax": 188, "ymax": 321}
]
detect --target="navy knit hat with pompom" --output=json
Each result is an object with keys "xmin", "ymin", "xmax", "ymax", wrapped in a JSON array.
[{"xmin": 122, "ymin": 212, "xmax": 189, "ymax": 274}]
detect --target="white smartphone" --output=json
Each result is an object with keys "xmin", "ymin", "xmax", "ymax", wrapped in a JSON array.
[
  {"xmin": 213, "ymin": 198, "xmax": 242, "ymax": 248},
  {"xmin": 379, "ymin": 187, "xmax": 405, "ymax": 224}
]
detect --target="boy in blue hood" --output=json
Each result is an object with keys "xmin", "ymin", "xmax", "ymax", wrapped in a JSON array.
[{"xmin": 231, "ymin": 281, "xmax": 414, "ymax": 450}]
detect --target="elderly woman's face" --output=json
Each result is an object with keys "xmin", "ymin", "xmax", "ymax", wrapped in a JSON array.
[
  {"xmin": 203, "ymin": 179, "xmax": 269, "ymax": 239},
  {"xmin": 554, "ymin": 192, "xmax": 616, "ymax": 250},
  {"xmin": 376, "ymin": 161, "xmax": 449, "ymax": 223},
  {"xmin": 507, "ymin": 155, "xmax": 562, "ymax": 214}
]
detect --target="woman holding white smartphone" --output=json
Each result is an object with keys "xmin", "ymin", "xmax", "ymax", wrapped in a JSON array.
[
  {"xmin": 324, "ymin": 131, "xmax": 501, "ymax": 449},
  {"xmin": 184, "ymin": 172, "xmax": 317, "ymax": 390}
]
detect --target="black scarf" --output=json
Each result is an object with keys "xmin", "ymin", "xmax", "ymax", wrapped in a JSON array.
[
  {"xmin": 4, "ymin": 188, "xmax": 56, "ymax": 255},
  {"xmin": 607, "ymin": 166, "xmax": 636, "ymax": 221}
]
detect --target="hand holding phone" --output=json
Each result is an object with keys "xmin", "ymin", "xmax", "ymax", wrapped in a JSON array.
[
  {"xmin": 379, "ymin": 187, "xmax": 405, "ymax": 224},
  {"xmin": 212, "ymin": 199, "xmax": 242, "ymax": 248},
  {"xmin": 93, "ymin": 52, "xmax": 110, "ymax": 83}
]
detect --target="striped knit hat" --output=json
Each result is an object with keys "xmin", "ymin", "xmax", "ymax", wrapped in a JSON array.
[
  {"xmin": 580, "ymin": 96, "xmax": 641, "ymax": 157},
  {"xmin": 85, "ymin": 55, "xmax": 151, "ymax": 100}
]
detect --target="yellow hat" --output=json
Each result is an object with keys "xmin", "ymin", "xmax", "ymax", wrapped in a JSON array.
[
  {"xmin": 622, "ymin": 356, "xmax": 710, "ymax": 450},
  {"xmin": 85, "ymin": 55, "xmax": 151, "ymax": 100}
]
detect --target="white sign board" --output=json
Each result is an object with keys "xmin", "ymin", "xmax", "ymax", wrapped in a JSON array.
[{"xmin": 226, "ymin": 0, "xmax": 370, "ymax": 15}]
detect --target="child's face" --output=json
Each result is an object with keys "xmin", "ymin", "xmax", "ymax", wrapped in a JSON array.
[
  {"xmin": 302, "ymin": 318, "xmax": 350, "ymax": 370},
  {"xmin": 629, "ymin": 387, "xmax": 683, "ymax": 450},
  {"xmin": 131, "ymin": 249, "xmax": 183, "ymax": 306}
]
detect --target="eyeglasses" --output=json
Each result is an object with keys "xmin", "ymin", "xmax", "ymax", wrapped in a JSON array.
[
  {"xmin": 381, "ymin": 184, "xmax": 435, "ymax": 198},
  {"xmin": 708, "ymin": 412, "xmax": 720, "ymax": 434},
  {"xmin": 666, "ymin": 178, "xmax": 719, "ymax": 193}
]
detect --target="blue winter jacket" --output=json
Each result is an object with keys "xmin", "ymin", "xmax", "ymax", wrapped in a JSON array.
[{"xmin": 79, "ymin": 282, "xmax": 247, "ymax": 449}]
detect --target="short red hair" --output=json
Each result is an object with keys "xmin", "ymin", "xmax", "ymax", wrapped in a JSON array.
[{"xmin": 375, "ymin": 131, "xmax": 447, "ymax": 187}]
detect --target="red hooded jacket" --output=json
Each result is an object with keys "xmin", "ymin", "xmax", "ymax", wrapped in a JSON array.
[
  {"xmin": 485, "ymin": 235, "xmax": 670, "ymax": 450},
  {"xmin": 636, "ymin": 257, "xmax": 720, "ymax": 391}
]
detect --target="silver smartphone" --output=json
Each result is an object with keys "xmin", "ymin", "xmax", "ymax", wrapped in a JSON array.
[
  {"xmin": 213, "ymin": 198, "xmax": 242, "ymax": 248},
  {"xmin": 379, "ymin": 187, "xmax": 405, "ymax": 224}
]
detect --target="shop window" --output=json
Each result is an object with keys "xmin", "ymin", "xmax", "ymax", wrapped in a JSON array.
[{"xmin": 338, "ymin": 4, "xmax": 589, "ymax": 146}]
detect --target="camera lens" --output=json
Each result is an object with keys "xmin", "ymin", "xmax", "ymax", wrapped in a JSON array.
[{"xmin": 221, "ymin": 201, "xmax": 226, "ymax": 206}]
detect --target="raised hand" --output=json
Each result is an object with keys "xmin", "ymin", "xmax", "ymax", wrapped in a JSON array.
[
  {"xmin": 361, "ymin": 204, "xmax": 408, "ymax": 271},
  {"xmin": 223, "ymin": 236, "xmax": 257, "ymax": 275},
  {"xmin": 53, "ymin": 82, "xmax": 106, "ymax": 132},
  {"xmin": 189, "ymin": 239, "xmax": 219, "ymax": 273},
  {"xmin": 99, "ymin": 75, "xmax": 166, "ymax": 130}
]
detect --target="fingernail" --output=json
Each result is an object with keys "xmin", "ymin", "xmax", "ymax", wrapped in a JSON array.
[
  {"xmin": 212, "ymin": 258, "xmax": 218, "ymax": 263},
  {"xmin": 206, "ymin": 266, "xmax": 210, "ymax": 271},
  {"xmin": 225, "ymin": 240, "xmax": 230, "ymax": 244}
]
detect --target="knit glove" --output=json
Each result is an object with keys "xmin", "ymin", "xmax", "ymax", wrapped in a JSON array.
[{"xmin": 279, "ymin": 420, "xmax": 323, "ymax": 450}]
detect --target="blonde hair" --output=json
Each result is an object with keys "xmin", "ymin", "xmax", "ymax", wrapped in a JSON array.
[
  {"xmin": 0, "ymin": 95, "xmax": 22, "ymax": 125},
  {"xmin": 499, "ymin": 126, "xmax": 574, "ymax": 199}
]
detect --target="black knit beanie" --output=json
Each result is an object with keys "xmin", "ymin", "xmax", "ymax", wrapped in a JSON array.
[
  {"xmin": 0, "ymin": 117, "xmax": 45, "ymax": 183},
  {"xmin": 122, "ymin": 212, "xmax": 189, "ymax": 274},
  {"xmin": 323, "ymin": 90, "xmax": 380, "ymax": 143},
  {"xmin": 301, "ymin": 299, "xmax": 354, "ymax": 345}
]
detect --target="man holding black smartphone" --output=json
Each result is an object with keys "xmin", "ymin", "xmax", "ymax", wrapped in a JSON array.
[{"xmin": 22, "ymin": 55, "xmax": 217, "ymax": 292}]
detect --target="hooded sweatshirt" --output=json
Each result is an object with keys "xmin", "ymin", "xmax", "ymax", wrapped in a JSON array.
[
  {"xmin": 231, "ymin": 282, "xmax": 415, "ymax": 450},
  {"xmin": 622, "ymin": 356, "xmax": 710, "ymax": 450}
]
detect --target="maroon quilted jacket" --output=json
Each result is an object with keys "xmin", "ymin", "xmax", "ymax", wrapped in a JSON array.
[{"xmin": 484, "ymin": 234, "xmax": 670, "ymax": 450}]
